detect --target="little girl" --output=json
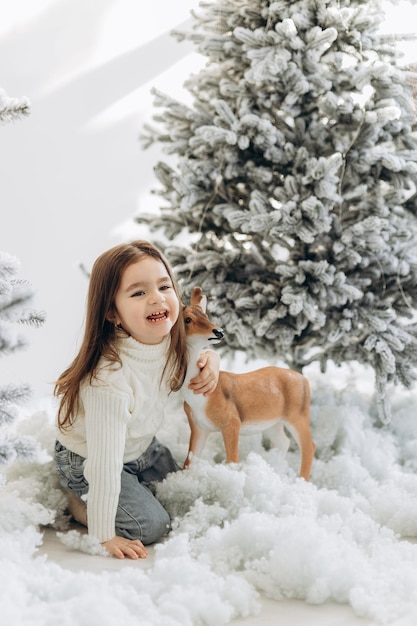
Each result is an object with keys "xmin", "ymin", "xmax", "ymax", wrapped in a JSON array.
[{"xmin": 54, "ymin": 240, "xmax": 219, "ymax": 560}]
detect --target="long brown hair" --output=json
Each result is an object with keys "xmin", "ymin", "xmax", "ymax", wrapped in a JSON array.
[{"xmin": 55, "ymin": 240, "xmax": 188, "ymax": 431}]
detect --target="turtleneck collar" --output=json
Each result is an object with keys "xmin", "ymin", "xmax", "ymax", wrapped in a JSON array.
[{"xmin": 117, "ymin": 334, "xmax": 170, "ymax": 365}]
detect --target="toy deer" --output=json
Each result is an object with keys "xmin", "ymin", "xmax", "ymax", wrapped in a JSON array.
[{"xmin": 182, "ymin": 287, "xmax": 315, "ymax": 480}]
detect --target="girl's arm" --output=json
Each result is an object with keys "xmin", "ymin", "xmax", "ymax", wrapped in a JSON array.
[
  {"xmin": 188, "ymin": 349, "xmax": 220, "ymax": 396},
  {"xmin": 83, "ymin": 388, "xmax": 131, "ymax": 547}
]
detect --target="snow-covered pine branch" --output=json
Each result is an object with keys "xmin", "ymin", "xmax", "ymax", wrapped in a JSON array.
[
  {"xmin": 0, "ymin": 93, "xmax": 44, "ymax": 468},
  {"xmin": 0, "ymin": 89, "xmax": 30, "ymax": 124}
]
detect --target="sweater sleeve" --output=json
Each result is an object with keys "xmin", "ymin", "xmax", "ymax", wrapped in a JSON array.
[{"xmin": 83, "ymin": 387, "xmax": 129, "ymax": 543}]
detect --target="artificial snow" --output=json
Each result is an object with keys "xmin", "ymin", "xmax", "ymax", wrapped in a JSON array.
[{"xmin": 2, "ymin": 364, "xmax": 417, "ymax": 625}]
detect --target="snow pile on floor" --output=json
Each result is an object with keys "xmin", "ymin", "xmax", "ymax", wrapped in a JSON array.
[{"xmin": 2, "ymin": 366, "xmax": 417, "ymax": 625}]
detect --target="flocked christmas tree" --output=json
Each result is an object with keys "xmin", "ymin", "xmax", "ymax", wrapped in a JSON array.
[
  {"xmin": 0, "ymin": 89, "xmax": 45, "ymax": 467},
  {"xmin": 138, "ymin": 0, "xmax": 417, "ymax": 423}
]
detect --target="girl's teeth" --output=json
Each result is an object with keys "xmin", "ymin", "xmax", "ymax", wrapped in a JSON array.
[{"xmin": 148, "ymin": 311, "xmax": 167, "ymax": 322}]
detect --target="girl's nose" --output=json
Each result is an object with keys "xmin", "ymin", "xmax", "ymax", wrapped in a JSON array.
[{"xmin": 149, "ymin": 289, "xmax": 165, "ymax": 304}]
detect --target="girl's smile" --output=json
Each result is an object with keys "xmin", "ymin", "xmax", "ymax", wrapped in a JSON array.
[{"xmin": 147, "ymin": 310, "xmax": 169, "ymax": 323}]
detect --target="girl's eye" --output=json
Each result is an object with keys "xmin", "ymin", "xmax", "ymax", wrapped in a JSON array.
[
  {"xmin": 160, "ymin": 284, "xmax": 171, "ymax": 291},
  {"xmin": 131, "ymin": 291, "xmax": 144, "ymax": 297}
]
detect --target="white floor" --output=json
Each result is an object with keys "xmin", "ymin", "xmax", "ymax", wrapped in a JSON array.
[{"xmin": 38, "ymin": 525, "xmax": 372, "ymax": 625}]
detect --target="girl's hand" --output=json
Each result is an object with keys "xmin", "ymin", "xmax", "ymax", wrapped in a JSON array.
[
  {"xmin": 188, "ymin": 350, "xmax": 220, "ymax": 396},
  {"xmin": 102, "ymin": 536, "xmax": 147, "ymax": 559}
]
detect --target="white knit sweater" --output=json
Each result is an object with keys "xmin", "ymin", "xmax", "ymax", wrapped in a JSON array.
[{"xmin": 57, "ymin": 335, "xmax": 173, "ymax": 542}]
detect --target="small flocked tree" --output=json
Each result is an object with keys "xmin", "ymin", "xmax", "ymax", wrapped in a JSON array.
[
  {"xmin": 138, "ymin": 0, "xmax": 417, "ymax": 422},
  {"xmin": 0, "ymin": 89, "xmax": 45, "ymax": 467}
]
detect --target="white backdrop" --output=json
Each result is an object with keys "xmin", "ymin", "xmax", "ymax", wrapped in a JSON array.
[
  {"xmin": 0, "ymin": 0, "xmax": 415, "ymax": 403},
  {"xmin": 0, "ymin": 0, "xmax": 202, "ymax": 402}
]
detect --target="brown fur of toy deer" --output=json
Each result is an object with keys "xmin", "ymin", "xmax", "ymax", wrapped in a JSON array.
[{"xmin": 182, "ymin": 287, "xmax": 315, "ymax": 480}]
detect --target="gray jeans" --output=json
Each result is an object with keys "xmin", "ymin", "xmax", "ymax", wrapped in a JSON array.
[{"xmin": 54, "ymin": 437, "xmax": 180, "ymax": 545}]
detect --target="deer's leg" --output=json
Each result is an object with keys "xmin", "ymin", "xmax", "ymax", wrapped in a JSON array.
[
  {"xmin": 286, "ymin": 378, "xmax": 315, "ymax": 480},
  {"xmin": 204, "ymin": 393, "xmax": 241, "ymax": 463},
  {"xmin": 298, "ymin": 420, "xmax": 315, "ymax": 480},
  {"xmin": 287, "ymin": 411, "xmax": 316, "ymax": 480},
  {"xmin": 219, "ymin": 410, "xmax": 241, "ymax": 464},
  {"xmin": 183, "ymin": 401, "xmax": 210, "ymax": 468}
]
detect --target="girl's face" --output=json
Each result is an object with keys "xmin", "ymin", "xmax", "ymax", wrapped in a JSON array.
[{"xmin": 112, "ymin": 257, "xmax": 180, "ymax": 345}]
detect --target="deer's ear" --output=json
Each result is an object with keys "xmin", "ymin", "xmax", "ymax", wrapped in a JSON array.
[
  {"xmin": 191, "ymin": 286, "xmax": 202, "ymax": 305},
  {"xmin": 199, "ymin": 295, "xmax": 207, "ymax": 313},
  {"xmin": 191, "ymin": 286, "xmax": 207, "ymax": 311}
]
